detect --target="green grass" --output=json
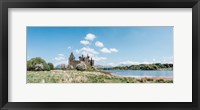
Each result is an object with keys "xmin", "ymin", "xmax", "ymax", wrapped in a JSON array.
[{"xmin": 27, "ymin": 70, "xmax": 173, "ymax": 83}]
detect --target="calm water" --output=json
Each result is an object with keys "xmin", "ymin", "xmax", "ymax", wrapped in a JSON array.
[{"xmin": 103, "ymin": 70, "xmax": 173, "ymax": 78}]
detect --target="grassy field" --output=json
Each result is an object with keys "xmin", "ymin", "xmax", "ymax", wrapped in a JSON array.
[{"xmin": 27, "ymin": 70, "xmax": 173, "ymax": 83}]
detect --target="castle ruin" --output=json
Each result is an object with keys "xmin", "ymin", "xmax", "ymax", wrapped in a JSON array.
[{"xmin": 67, "ymin": 52, "xmax": 94, "ymax": 69}]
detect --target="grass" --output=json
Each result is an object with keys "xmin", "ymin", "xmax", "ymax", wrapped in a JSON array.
[{"xmin": 27, "ymin": 70, "xmax": 173, "ymax": 83}]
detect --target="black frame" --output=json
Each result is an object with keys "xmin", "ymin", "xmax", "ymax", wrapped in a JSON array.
[{"xmin": 0, "ymin": 0, "xmax": 199, "ymax": 110}]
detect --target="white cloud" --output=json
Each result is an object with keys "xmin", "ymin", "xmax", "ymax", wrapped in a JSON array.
[
  {"xmin": 55, "ymin": 57, "xmax": 65, "ymax": 61},
  {"xmin": 53, "ymin": 54, "xmax": 68, "ymax": 67},
  {"xmin": 100, "ymin": 48, "xmax": 118, "ymax": 53},
  {"xmin": 120, "ymin": 61, "xmax": 140, "ymax": 65},
  {"xmin": 100, "ymin": 48, "xmax": 111, "ymax": 53},
  {"xmin": 85, "ymin": 33, "xmax": 96, "ymax": 41},
  {"xmin": 93, "ymin": 56, "xmax": 107, "ymax": 61},
  {"xmin": 75, "ymin": 49, "xmax": 79, "ymax": 54},
  {"xmin": 67, "ymin": 46, "xmax": 71, "ymax": 50},
  {"xmin": 118, "ymin": 57, "xmax": 173, "ymax": 66},
  {"xmin": 80, "ymin": 40, "xmax": 90, "ymax": 45},
  {"xmin": 107, "ymin": 63, "xmax": 118, "ymax": 67},
  {"xmin": 75, "ymin": 47, "xmax": 107, "ymax": 62},
  {"xmin": 119, "ymin": 60, "xmax": 154, "ymax": 65},
  {"xmin": 76, "ymin": 47, "xmax": 99, "ymax": 56},
  {"xmin": 110, "ymin": 48, "xmax": 118, "ymax": 52},
  {"xmin": 161, "ymin": 56, "xmax": 173, "ymax": 63},
  {"xmin": 58, "ymin": 54, "xmax": 64, "ymax": 56},
  {"xmin": 55, "ymin": 54, "xmax": 65, "ymax": 61},
  {"xmin": 95, "ymin": 41, "xmax": 104, "ymax": 47},
  {"xmin": 142, "ymin": 61, "xmax": 152, "ymax": 64}
]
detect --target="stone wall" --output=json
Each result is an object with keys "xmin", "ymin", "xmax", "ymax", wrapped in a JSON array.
[{"xmin": 69, "ymin": 60, "xmax": 80, "ymax": 68}]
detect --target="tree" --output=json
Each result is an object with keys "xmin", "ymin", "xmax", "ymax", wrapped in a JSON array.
[
  {"xmin": 27, "ymin": 57, "xmax": 50, "ymax": 71},
  {"xmin": 151, "ymin": 64, "xmax": 158, "ymax": 70},
  {"xmin": 155, "ymin": 63, "xmax": 165, "ymax": 68},
  {"xmin": 27, "ymin": 60, "xmax": 34, "ymax": 71},
  {"xmin": 48, "ymin": 63, "xmax": 54, "ymax": 70}
]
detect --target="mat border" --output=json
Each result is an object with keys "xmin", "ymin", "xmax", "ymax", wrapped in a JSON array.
[{"xmin": 0, "ymin": 0, "xmax": 199, "ymax": 110}]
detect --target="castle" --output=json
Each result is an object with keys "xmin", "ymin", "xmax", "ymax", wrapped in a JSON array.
[{"xmin": 68, "ymin": 52, "xmax": 94, "ymax": 69}]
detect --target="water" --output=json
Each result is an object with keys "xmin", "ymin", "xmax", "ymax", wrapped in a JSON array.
[{"xmin": 103, "ymin": 70, "xmax": 173, "ymax": 78}]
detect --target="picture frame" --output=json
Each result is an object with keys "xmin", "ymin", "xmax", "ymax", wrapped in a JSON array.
[{"xmin": 0, "ymin": 0, "xmax": 199, "ymax": 110}]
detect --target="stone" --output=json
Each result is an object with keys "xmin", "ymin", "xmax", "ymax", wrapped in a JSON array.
[
  {"xmin": 35, "ymin": 63, "xmax": 44, "ymax": 71},
  {"xmin": 76, "ymin": 61, "xmax": 87, "ymax": 71},
  {"xmin": 68, "ymin": 65, "xmax": 74, "ymax": 70}
]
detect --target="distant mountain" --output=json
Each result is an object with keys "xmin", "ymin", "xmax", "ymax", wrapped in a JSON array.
[
  {"xmin": 94, "ymin": 65, "xmax": 113, "ymax": 68},
  {"xmin": 55, "ymin": 64, "xmax": 66, "ymax": 69},
  {"xmin": 95, "ymin": 63, "xmax": 137, "ymax": 68},
  {"xmin": 117, "ymin": 64, "xmax": 132, "ymax": 67}
]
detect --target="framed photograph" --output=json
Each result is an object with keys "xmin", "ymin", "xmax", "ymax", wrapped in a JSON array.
[{"xmin": 0, "ymin": 0, "xmax": 199, "ymax": 110}]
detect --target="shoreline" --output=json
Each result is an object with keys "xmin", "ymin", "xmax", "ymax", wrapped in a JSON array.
[
  {"xmin": 27, "ymin": 70, "xmax": 173, "ymax": 83},
  {"xmin": 102, "ymin": 69, "xmax": 173, "ymax": 71},
  {"xmin": 99, "ymin": 70, "xmax": 173, "ymax": 80}
]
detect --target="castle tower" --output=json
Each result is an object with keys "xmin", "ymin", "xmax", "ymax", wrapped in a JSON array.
[
  {"xmin": 68, "ymin": 52, "xmax": 75, "ymax": 66},
  {"xmin": 90, "ymin": 57, "xmax": 94, "ymax": 66},
  {"xmin": 69, "ymin": 52, "xmax": 75, "ymax": 61},
  {"xmin": 67, "ymin": 52, "xmax": 95, "ymax": 70}
]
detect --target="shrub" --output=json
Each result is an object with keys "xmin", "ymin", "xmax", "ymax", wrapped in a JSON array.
[
  {"xmin": 27, "ymin": 57, "xmax": 52, "ymax": 71},
  {"xmin": 48, "ymin": 63, "xmax": 54, "ymax": 70}
]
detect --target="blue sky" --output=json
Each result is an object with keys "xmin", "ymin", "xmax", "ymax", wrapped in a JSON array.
[{"xmin": 27, "ymin": 27, "xmax": 173, "ymax": 66}]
